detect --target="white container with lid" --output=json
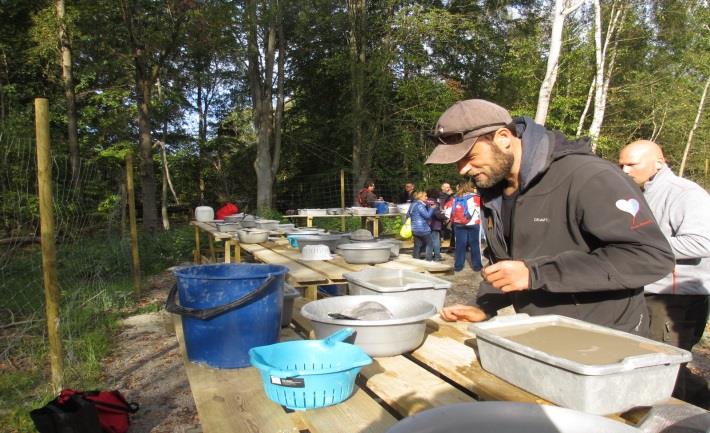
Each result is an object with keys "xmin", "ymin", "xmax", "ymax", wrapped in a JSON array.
[
  {"xmin": 195, "ymin": 206, "xmax": 214, "ymax": 222},
  {"xmin": 470, "ymin": 314, "xmax": 692, "ymax": 415}
]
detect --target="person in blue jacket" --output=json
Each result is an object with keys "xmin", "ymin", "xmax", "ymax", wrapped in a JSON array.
[{"xmin": 410, "ymin": 191, "xmax": 436, "ymax": 261}]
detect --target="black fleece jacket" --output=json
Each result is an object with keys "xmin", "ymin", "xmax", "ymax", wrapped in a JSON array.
[{"xmin": 473, "ymin": 117, "xmax": 674, "ymax": 335}]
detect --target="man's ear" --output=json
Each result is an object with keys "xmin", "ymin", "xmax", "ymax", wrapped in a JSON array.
[
  {"xmin": 654, "ymin": 158, "xmax": 664, "ymax": 170},
  {"xmin": 493, "ymin": 128, "xmax": 513, "ymax": 150}
]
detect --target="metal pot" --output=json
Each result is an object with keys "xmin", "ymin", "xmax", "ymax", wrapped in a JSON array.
[
  {"xmin": 240, "ymin": 215, "xmax": 257, "ymax": 228},
  {"xmin": 237, "ymin": 229, "xmax": 269, "ymax": 244},
  {"xmin": 376, "ymin": 239, "xmax": 402, "ymax": 257},
  {"xmin": 338, "ymin": 242, "xmax": 391, "ymax": 264},
  {"xmin": 384, "ymin": 402, "xmax": 641, "ymax": 433},
  {"xmin": 300, "ymin": 295, "xmax": 437, "ymax": 357}
]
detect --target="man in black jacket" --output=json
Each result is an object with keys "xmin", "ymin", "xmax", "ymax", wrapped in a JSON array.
[{"xmin": 427, "ymin": 99, "xmax": 674, "ymax": 335}]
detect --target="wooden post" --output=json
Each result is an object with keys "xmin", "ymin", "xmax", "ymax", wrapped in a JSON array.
[
  {"xmin": 126, "ymin": 152, "xmax": 141, "ymax": 295},
  {"xmin": 340, "ymin": 169, "xmax": 346, "ymax": 231},
  {"xmin": 35, "ymin": 98, "xmax": 63, "ymax": 391},
  {"xmin": 705, "ymin": 159, "xmax": 708, "ymax": 190}
]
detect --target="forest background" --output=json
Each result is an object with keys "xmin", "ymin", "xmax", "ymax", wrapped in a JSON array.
[{"xmin": 0, "ymin": 0, "xmax": 708, "ymax": 431}]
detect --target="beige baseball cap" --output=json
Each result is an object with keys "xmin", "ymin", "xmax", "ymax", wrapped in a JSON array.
[{"xmin": 426, "ymin": 99, "xmax": 512, "ymax": 164}]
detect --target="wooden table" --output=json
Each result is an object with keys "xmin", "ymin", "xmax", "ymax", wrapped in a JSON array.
[
  {"xmin": 239, "ymin": 238, "xmax": 452, "ymax": 300},
  {"xmin": 284, "ymin": 213, "xmax": 403, "ymax": 237},
  {"xmin": 172, "ymin": 298, "xmax": 708, "ymax": 433},
  {"xmin": 190, "ymin": 221, "xmax": 242, "ymax": 264}
]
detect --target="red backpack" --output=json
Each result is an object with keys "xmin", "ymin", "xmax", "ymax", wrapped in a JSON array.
[{"xmin": 31, "ymin": 389, "xmax": 139, "ymax": 433}]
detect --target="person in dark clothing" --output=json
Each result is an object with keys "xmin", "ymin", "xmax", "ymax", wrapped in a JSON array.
[
  {"xmin": 426, "ymin": 99, "xmax": 674, "ymax": 335},
  {"xmin": 426, "ymin": 188, "xmax": 447, "ymax": 261},
  {"xmin": 439, "ymin": 183, "xmax": 455, "ymax": 251},
  {"xmin": 358, "ymin": 179, "xmax": 382, "ymax": 234},
  {"xmin": 399, "ymin": 182, "xmax": 416, "ymax": 203}
]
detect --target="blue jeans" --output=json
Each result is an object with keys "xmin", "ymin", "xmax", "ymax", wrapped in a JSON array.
[
  {"xmin": 413, "ymin": 232, "xmax": 433, "ymax": 261},
  {"xmin": 431, "ymin": 230, "xmax": 442, "ymax": 260},
  {"xmin": 453, "ymin": 224, "xmax": 481, "ymax": 271}
]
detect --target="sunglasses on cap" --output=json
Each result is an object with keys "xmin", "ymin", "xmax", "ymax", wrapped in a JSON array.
[{"xmin": 428, "ymin": 122, "xmax": 508, "ymax": 145}]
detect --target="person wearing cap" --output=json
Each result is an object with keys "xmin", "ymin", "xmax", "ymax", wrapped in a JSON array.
[
  {"xmin": 619, "ymin": 140, "xmax": 710, "ymax": 403},
  {"xmin": 429, "ymin": 99, "xmax": 674, "ymax": 335}
]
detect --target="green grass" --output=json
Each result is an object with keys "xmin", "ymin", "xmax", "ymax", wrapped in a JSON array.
[{"xmin": 0, "ymin": 224, "xmax": 194, "ymax": 432}]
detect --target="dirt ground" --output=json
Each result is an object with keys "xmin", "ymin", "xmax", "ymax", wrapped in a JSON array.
[{"xmin": 109, "ymin": 254, "xmax": 710, "ymax": 432}]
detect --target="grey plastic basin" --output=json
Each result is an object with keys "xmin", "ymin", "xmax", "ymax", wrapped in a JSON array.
[
  {"xmin": 385, "ymin": 402, "xmax": 640, "ymax": 433},
  {"xmin": 300, "ymin": 295, "xmax": 437, "ymax": 357}
]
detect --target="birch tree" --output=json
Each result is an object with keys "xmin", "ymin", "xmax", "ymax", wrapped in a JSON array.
[
  {"xmin": 535, "ymin": 0, "xmax": 584, "ymax": 125},
  {"xmin": 586, "ymin": 0, "xmax": 625, "ymax": 149},
  {"xmin": 679, "ymin": 76, "xmax": 709, "ymax": 177}
]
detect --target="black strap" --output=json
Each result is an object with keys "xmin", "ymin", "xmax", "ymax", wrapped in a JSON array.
[
  {"xmin": 84, "ymin": 397, "xmax": 139, "ymax": 414},
  {"xmin": 165, "ymin": 275, "xmax": 277, "ymax": 320}
]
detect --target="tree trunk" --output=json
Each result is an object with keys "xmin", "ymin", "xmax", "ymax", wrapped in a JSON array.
[
  {"xmin": 56, "ymin": 0, "xmax": 80, "ymax": 187},
  {"xmin": 535, "ymin": 0, "xmax": 583, "ymax": 125},
  {"xmin": 247, "ymin": 0, "xmax": 283, "ymax": 212},
  {"xmin": 588, "ymin": 1, "xmax": 624, "ymax": 150},
  {"xmin": 135, "ymin": 69, "xmax": 159, "ymax": 232},
  {"xmin": 348, "ymin": 0, "xmax": 367, "ymax": 203},
  {"xmin": 679, "ymin": 76, "xmax": 710, "ymax": 177}
]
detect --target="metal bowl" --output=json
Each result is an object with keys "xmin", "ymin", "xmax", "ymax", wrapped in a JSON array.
[
  {"xmin": 300, "ymin": 295, "xmax": 437, "ymax": 357},
  {"xmin": 237, "ymin": 229, "xmax": 268, "ymax": 244},
  {"xmin": 338, "ymin": 242, "xmax": 391, "ymax": 264}
]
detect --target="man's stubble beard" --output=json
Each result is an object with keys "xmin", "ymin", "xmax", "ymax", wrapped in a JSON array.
[{"xmin": 472, "ymin": 145, "xmax": 514, "ymax": 189}]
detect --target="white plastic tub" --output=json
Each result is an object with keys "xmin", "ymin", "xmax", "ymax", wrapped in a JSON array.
[
  {"xmin": 344, "ymin": 268, "xmax": 451, "ymax": 310},
  {"xmin": 470, "ymin": 314, "xmax": 692, "ymax": 415}
]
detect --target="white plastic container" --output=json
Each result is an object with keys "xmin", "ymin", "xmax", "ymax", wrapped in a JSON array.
[
  {"xmin": 343, "ymin": 268, "xmax": 451, "ymax": 310},
  {"xmin": 470, "ymin": 314, "xmax": 692, "ymax": 415},
  {"xmin": 194, "ymin": 206, "xmax": 214, "ymax": 222}
]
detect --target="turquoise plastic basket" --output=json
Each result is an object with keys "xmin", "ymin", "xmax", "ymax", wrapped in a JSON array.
[{"xmin": 249, "ymin": 328, "xmax": 372, "ymax": 410}]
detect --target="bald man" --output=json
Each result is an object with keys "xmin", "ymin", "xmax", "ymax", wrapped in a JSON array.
[{"xmin": 620, "ymin": 140, "xmax": 710, "ymax": 404}]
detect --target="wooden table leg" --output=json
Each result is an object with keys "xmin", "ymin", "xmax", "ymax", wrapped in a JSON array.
[
  {"xmin": 235, "ymin": 240, "xmax": 241, "ymax": 263},
  {"xmin": 306, "ymin": 216, "xmax": 313, "ymax": 227},
  {"xmin": 305, "ymin": 285, "xmax": 317, "ymax": 300},
  {"xmin": 208, "ymin": 236, "xmax": 216, "ymax": 262},
  {"xmin": 224, "ymin": 240, "xmax": 232, "ymax": 263},
  {"xmin": 193, "ymin": 225, "xmax": 201, "ymax": 264},
  {"xmin": 373, "ymin": 216, "xmax": 379, "ymax": 238}
]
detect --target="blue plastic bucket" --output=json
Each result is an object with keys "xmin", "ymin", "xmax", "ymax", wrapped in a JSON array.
[
  {"xmin": 167, "ymin": 263, "xmax": 288, "ymax": 368},
  {"xmin": 375, "ymin": 201, "xmax": 388, "ymax": 214}
]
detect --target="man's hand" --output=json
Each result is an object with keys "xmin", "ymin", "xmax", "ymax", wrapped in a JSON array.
[
  {"xmin": 482, "ymin": 260, "xmax": 530, "ymax": 292},
  {"xmin": 440, "ymin": 304, "xmax": 487, "ymax": 322}
]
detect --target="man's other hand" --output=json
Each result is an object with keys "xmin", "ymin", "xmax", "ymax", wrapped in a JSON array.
[
  {"xmin": 440, "ymin": 304, "xmax": 487, "ymax": 322},
  {"xmin": 482, "ymin": 260, "xmax": 530, "ymax": 292}
]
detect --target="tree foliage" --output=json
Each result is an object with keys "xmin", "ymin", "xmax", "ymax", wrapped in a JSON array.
[{"xmin": 0, "ymin": 0, "xmax": 706, "ymax": 232}]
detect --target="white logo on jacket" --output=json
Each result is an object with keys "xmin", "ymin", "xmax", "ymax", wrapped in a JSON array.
[{"xmin": 533, "ymin": 217, "xmax": 550, "ymax": 223}]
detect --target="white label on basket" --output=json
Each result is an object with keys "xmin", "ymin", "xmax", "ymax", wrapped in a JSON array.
[{"xmin": 270, "ymin": 376, "xmax": 305, "ymax": 388}]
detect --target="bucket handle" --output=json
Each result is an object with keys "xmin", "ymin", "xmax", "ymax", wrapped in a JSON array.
[
  {"xmin": 323, "ymin": 328, "xmax": 354, "ymax": 346},
  {"xmin": 165, "ymin": 275, "xmax": 277, "ymax": 320}
]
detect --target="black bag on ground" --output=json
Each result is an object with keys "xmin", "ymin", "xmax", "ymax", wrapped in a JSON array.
[{"xmin": 30, "ymin": 393, "xmax": 103, "ymax": 433}]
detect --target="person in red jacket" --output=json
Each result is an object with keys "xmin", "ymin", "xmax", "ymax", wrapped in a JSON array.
[{"xmin": 215, "ymin": 202, "xmax": 239, "ymax": 220}]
